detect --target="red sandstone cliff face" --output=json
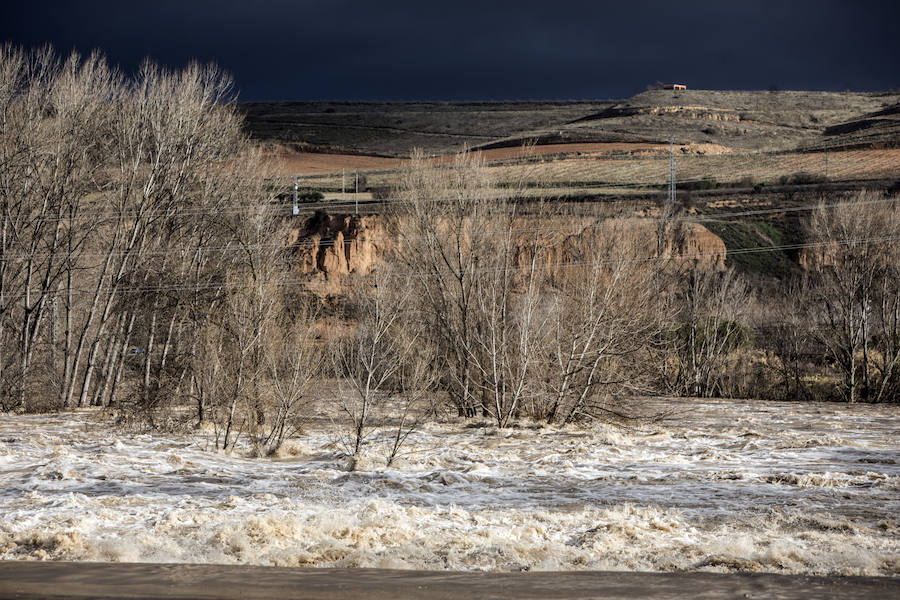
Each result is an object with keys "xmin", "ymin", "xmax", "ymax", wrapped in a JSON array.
[{"xmin": 286, "ymin": 214, "xmax": 727, "ymax": 296}]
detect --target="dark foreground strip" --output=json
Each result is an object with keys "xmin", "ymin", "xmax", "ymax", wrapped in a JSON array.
[{"xmin": 0, "ymin": 562, "xmax": 898, "ymax": 600}]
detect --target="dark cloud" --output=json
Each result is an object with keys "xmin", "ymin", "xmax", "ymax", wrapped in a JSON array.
[{"xmin": 2, "ymin": 0, "xmax": 898, "ymax": 100}]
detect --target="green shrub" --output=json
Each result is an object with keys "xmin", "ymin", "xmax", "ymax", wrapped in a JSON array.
[
  {"xmin": 297, "ymin": 189, "xmax": 325, "ymax": 203},
  {"xmin": 778, "ymin": 171, "xmax": 828, "ymax": 186}
]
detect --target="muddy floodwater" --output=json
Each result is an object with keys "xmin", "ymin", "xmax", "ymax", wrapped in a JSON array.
[{"xmin": 1, "ymin": 399, "xmax": 898, "ymax": 575}]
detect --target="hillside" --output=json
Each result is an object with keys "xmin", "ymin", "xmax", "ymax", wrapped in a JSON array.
[
  {"xmin": 239, "ymin": 101, "xmax": 615, "ymax": 157},
  {"xmin": 244, "ymin": 90, "xmax": 900, "ymax": 282},
  {"xmin": 240, "ymin": 91, "xmax": 900, "ymax": 157},
  {"xmin": 564, "ymin": 90, "xmax": 900, "ymax": 151}
]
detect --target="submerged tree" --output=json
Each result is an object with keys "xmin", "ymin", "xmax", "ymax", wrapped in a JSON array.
[
  {"xmin": 663, "ymin": 266, "xmax": 752, "ymax": 398},
  {"xmin": 0, "ymin": 45, "xmax": 327, "ymax": 429},
  {"xmin": 542, "ymin": 219, "xmax": 664, "ymax": 425},
  {"xmin": 806, "ymin": 192, "xmax": 900, "ymax": 403},
  {"xmin": 388, "ymin": 150, "xmax": 554, "ymax": 426},
  {"xmin": 333, "ymin": 267, "xmax": 421, "ymax": 465}
]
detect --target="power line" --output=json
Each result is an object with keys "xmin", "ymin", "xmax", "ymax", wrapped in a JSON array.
[
  {"xmin": 2, "ymin": 194, "xmax": 897, "ymax": 262},
  {"xmin": 9, "ymin": 144, "xmax": 898, "ymax": 224},
  {"xmin": 5, "ymin": 154, "xmax": 894, "ymax": 225},
  {"xmin": 2, "ymin": 232, "xmax": 898, "ymax": 303}
]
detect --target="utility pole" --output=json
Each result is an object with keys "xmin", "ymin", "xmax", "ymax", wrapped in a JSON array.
[
  {"xmin": 292, "ymin": 177, "xmax": 299, "ymax": 216},
  {"xmin": 355, "ymin": 169, "xmax": 359, "ymax": 215},
  {"xmin": 342, "ymin": 169, "xmax": 345, "ymax": 204}
]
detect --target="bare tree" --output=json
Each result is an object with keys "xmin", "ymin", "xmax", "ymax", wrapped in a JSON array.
[
  {"xmin": 333, "ymin": 267, "xmax": 418, "ymax": 466},
  {"xmin": 0, "ymin": 46, "xmax": 116, "ymax": 410},
  {"xmin": 0, "ymin": 45, "xmax": 334, "ymax": 436},
  {"xmin": 193, "ymin": 166, "xmax": 285, "ymax": 450},
  {"xmin": 763, "ymin": 278, "xmax": 815, "ymax": 400},
  {"xmin": 390, "ymin": 152, "xmax": 685, "ymax": 426},
  {"xmin": 667, "ymin": 266, "xmax": 753, "ymax": 398},
  {"xmin": 542, "ymin": 219, "xmax": 664, "ymax": 425},
  {"xmin": 806, "ymin": 192, "xmax": 900, "ymax": 402},
  {"xmin": 389, "ymin": 150, "xmax": 495, "ymax": 418},
  {"xmin": 83, "ymin": 59, "xmax": 241, "ymax": 412},
  {"xmin": 389, "ymin": 150, "xmax": 552, "ymax": 426},
  {"xmin": 870, "ymin": 247, "xmax": 900, "ymax": 402}
]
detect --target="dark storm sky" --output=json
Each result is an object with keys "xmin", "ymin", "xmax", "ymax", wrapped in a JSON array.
[{"xmin": 2, "ymin": 0, "xmax": 898, "ymax": 101}]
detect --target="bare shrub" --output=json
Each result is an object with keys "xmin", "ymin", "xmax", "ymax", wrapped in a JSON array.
[{"xmin": 332, "ymin": 267, "xmax": 421, "ymax": 466}]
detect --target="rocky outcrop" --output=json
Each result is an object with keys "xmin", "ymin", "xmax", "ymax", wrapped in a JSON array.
[
  {"xmin": 286, "ymin": 213, "xmax": 727, "ymax": 296},
  {"xmin": 646, "ymin": 105, "xmax": 745, "ymax": 122},
  {"xmin": 285, "ymin": 213, "xmax": 398, "ymax": 295},
  {"xmin": 581, "ymin": 104, "xmax": 745, "ymax": 124}
]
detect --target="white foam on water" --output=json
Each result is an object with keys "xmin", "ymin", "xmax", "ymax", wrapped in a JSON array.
[{"xmin": 0, "ymin": 400, "xmax": 898, "ymax": 574}]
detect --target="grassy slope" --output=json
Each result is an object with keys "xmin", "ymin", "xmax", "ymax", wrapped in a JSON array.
[{"xmin": 704, "ymin": 220, "xmax": 797, "ymax": 278}]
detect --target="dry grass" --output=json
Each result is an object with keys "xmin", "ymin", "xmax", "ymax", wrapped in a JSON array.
[{"xmin": 486, "ymin": 148, "xmax": 900, "ymax": 187}]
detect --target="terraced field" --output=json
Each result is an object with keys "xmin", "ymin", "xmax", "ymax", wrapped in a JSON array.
[
  {"xmin": 286, "ymin": 148, "xmax": 900, "ymax": 195},
  {"xmin": 263, "ymin": 142, "xmax": 669, "ymax": 177},
  {"xmin": 490, "ymin": 148, "xmax": 900, "ymax": 187}
]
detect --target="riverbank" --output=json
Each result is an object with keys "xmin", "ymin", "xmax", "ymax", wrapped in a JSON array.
[{"xmin": 2, "ymin": 562, "xmax": 899, "ymax": 599}]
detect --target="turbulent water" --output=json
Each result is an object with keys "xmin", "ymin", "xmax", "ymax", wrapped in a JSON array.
[{"xmin": 1, "ymin": 399, "xmax": 898, "ymax": 575}]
